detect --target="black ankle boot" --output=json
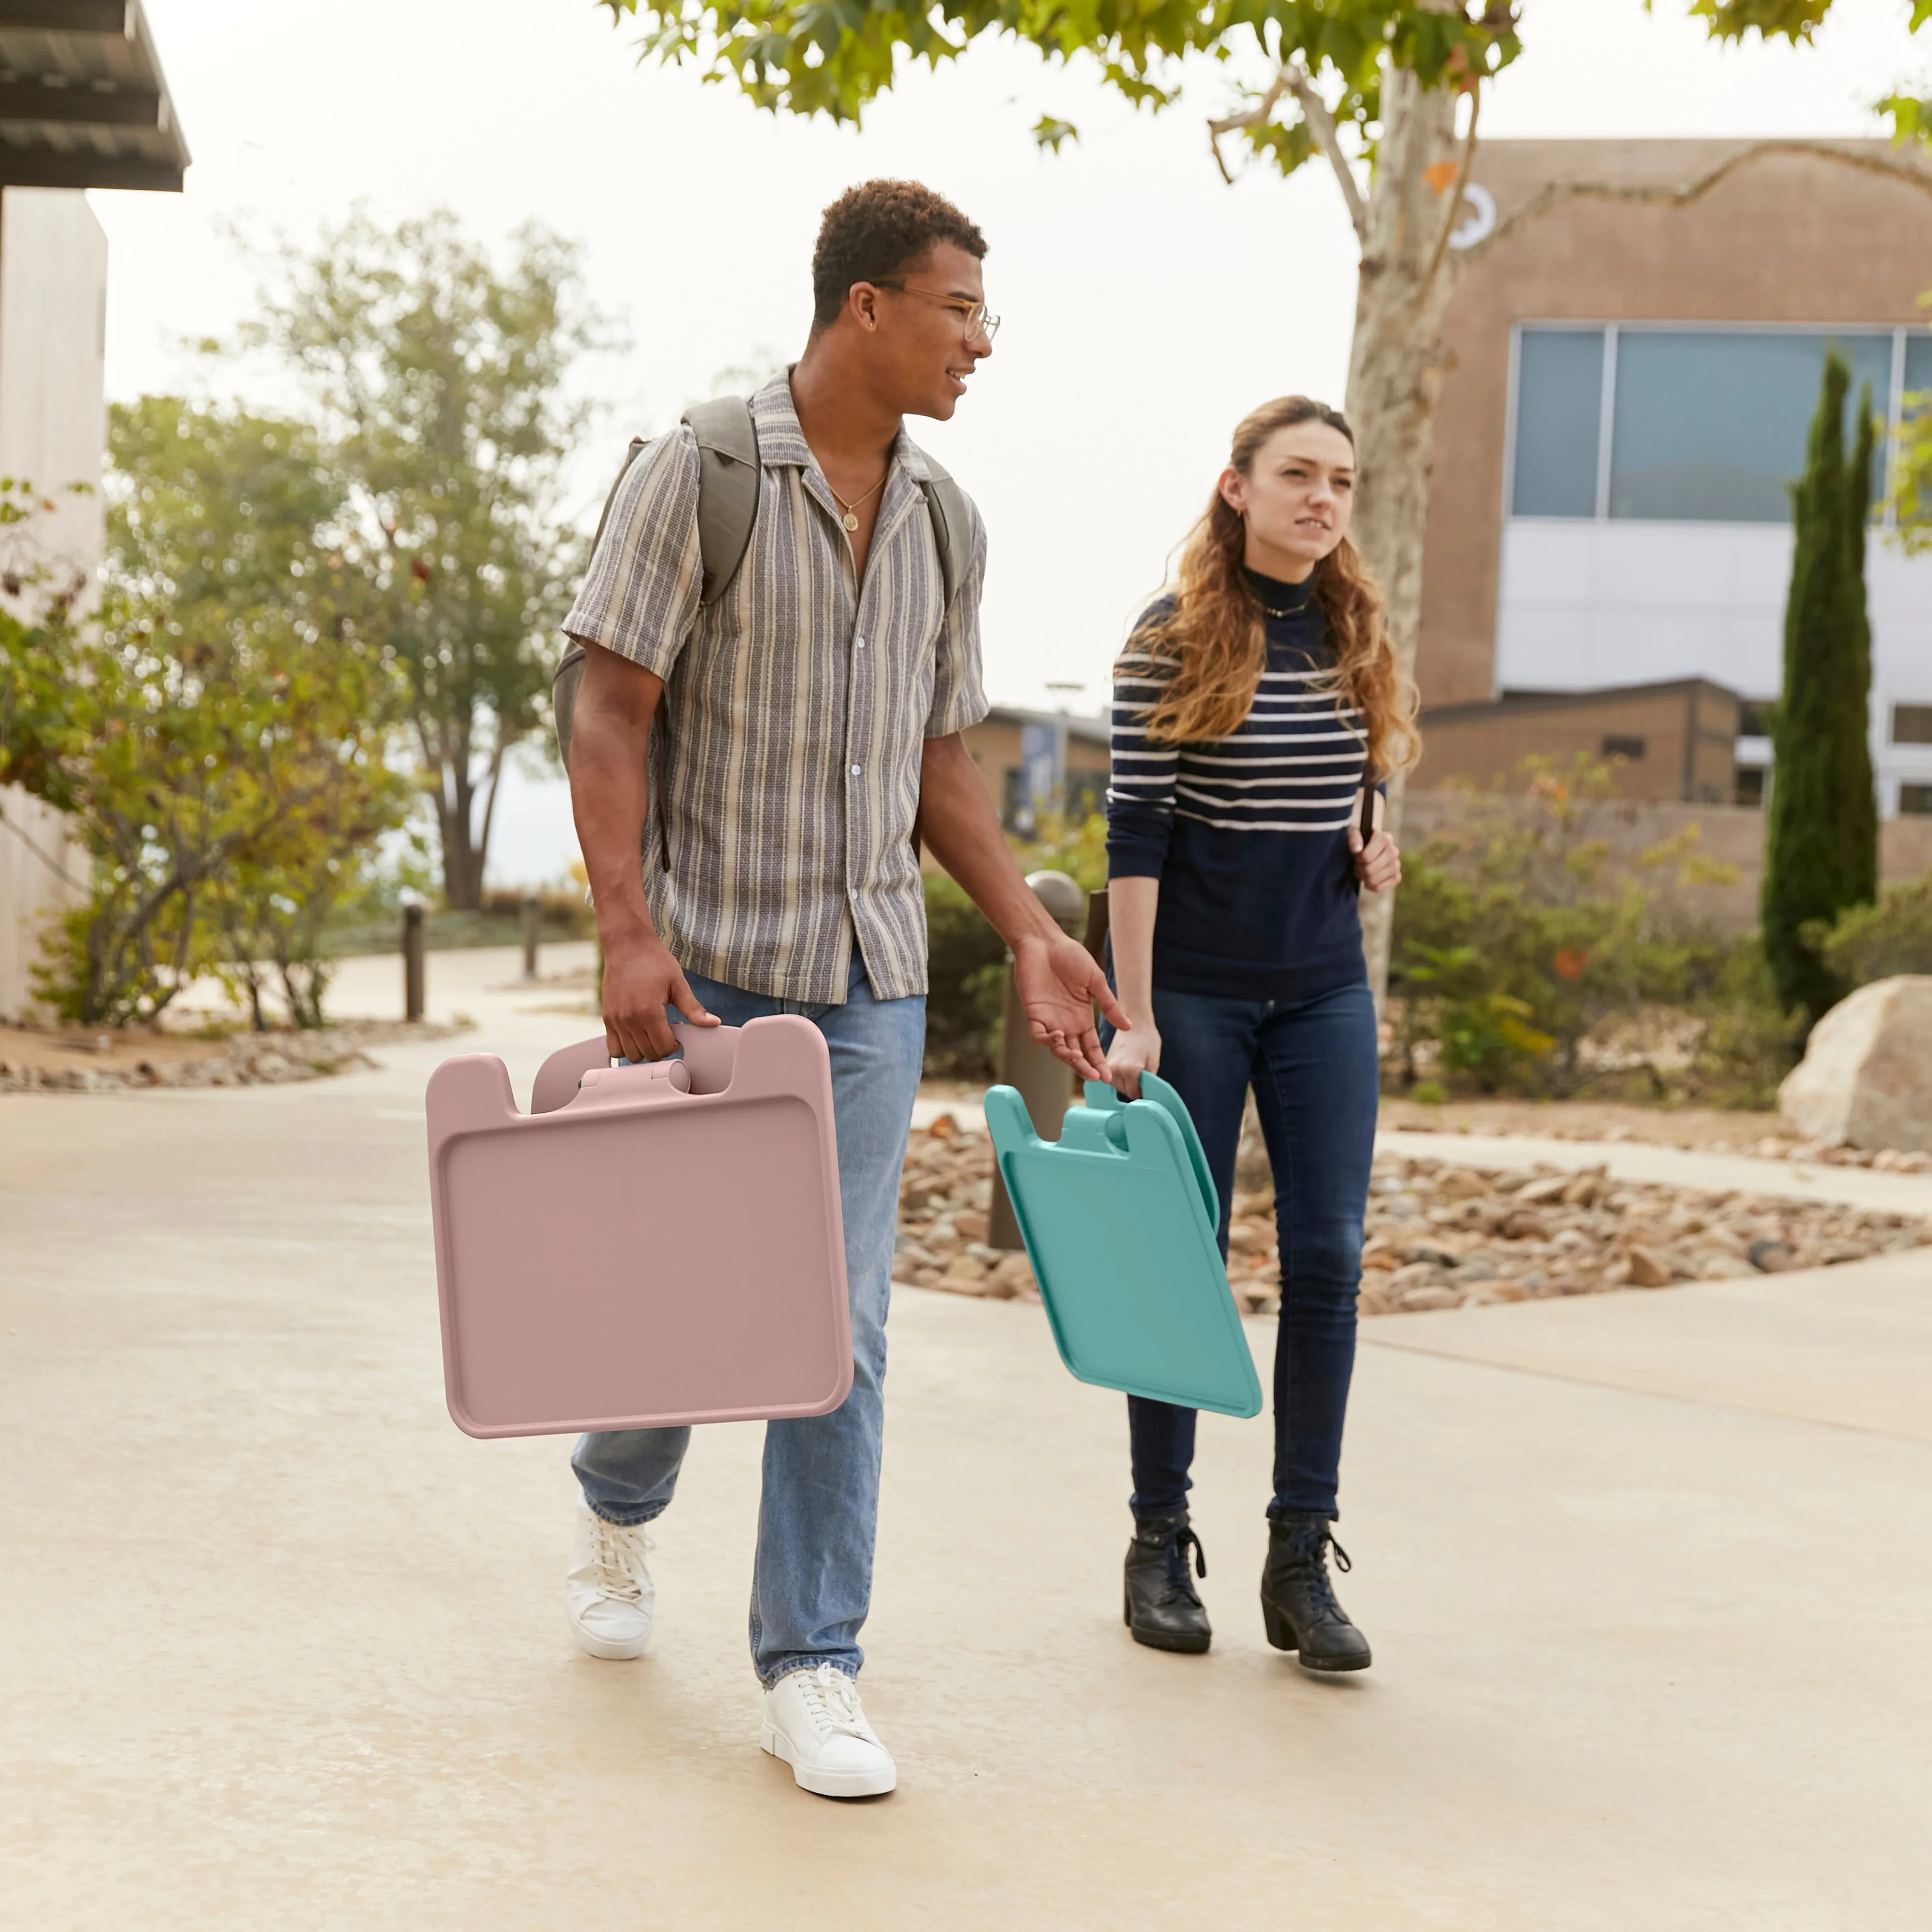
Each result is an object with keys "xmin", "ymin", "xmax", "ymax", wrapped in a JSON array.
[
  {"xmin": 1261, "ymin": 1514, "xmax": 1372, "ymax": 1673},
  {"xmin": 1123, "ymin": 1512, "xmax": 1211, "ymax": 1654}
]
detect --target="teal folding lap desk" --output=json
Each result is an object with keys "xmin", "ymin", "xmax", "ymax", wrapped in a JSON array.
[{"xmin": 985, "ymin": 1074, "xmax": 1263, "ymax": 1418}]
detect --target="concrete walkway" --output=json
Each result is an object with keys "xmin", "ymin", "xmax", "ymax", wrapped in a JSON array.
[{"xmin": 3, "ymin": 982, "xmax": 1929, "ymax": 1928}]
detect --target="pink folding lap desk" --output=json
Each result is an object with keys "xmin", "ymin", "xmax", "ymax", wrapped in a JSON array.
[{"xmin": 426, "ymin": 1018, "xmax": 851, "ymax": 1439}]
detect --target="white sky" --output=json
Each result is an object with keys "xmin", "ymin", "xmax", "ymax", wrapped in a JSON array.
[{"xmin": 90, "ymin": 0, "xmax": 1929, "ymax": 887}]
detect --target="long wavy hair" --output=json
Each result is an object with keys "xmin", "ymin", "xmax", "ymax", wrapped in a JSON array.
[{"xmin": 1126, "ymin": 396, "xmax": 1420, "ymax": 780}]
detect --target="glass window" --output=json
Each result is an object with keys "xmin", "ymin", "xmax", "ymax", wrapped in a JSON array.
[
  {"xmin": 1511, "ymin": 328, "xmax": 1604, "ymax": 517},
  {"xmin": 1894, "ymin": 705, "xmax": 1932, "ymax": 746},
  {"xmin": 1608, "ymin": 331, "xmax": 1894, "ymax": 522},
  {"xmin": 1901, "ymin": 783, "xmax": 1932, "ymax": 816},
  {"xmin": 1905, "ymin": 332, "xmax": 1932, "ymax": 397},
  {"xmin": 1601, "ymin": 734, "xmax": 1647, "ymax": 761}
]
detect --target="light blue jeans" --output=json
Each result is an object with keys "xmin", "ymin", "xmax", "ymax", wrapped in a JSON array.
[{"xmin": 571, "ymin": 952, "xmax": 925, "ymax": 1687}]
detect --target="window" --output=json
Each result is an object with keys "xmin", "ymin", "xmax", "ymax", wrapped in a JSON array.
[
  {"xmin": 1512, "ymin": 329, "xmax": 1603, "ymax": 517},
  {"xmin": 1737, "ymin": 699, "xmax": 1776, "ymax": 740},
  {"xmin": 1602, "ymin": 734, "xmax": 1647, "ymax": 761},
  {"xmin": 1901, "ymin": 784, "xmax": 1932, "ymax": 816},
  {"xmin": 1735, "ymin": 766, "xmax": 1765, "ymax": 808},
  {"xmin": 1609, "ymin": 331, "xmax": 1892, "ymax": 522},
  {"xmin": 1510, "ymin": 326, "xmax": 1906, "ymax": 526},
  {"xmin": 1894, "ymin": 705, "xmax": 1932, "ymax": 746}
]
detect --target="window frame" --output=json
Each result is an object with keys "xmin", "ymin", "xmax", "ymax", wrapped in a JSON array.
[{"xmin": 1504, "ymin": 319, "xmax": 1920, "ymax": 530}]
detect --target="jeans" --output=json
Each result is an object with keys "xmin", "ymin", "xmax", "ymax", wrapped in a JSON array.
[
  {"xmin": 571, "ymin": 952, "xmax": 924, "ymax": 1687},
  {"xmin": 1102, "ymin": 980, "xmax": 1379, "ymax": 1523}
]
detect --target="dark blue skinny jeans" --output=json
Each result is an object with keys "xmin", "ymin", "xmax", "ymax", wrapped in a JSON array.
[{"xmin": 1103, "ymin": 980, "xmax": 1379, "ymax": 1523}]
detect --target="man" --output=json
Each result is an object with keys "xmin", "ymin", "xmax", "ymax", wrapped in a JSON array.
[{"xmin": 561, "ymin": 179, "xmax": 1125, "ymax": 1799}]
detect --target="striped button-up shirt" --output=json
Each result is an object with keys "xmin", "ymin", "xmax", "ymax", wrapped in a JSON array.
[{"xmin": 563, "ymin": 374, "xmax": 988, "ymax": 1004}]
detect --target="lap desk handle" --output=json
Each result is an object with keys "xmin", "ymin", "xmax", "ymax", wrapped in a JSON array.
[
  {"xmin": 985, "ymin": 1073, "xmax": 1263, "ymax": 1419},
  {"xmin": 426, "ymin": 1017, "xmax": 851, "ymax": 1438}
]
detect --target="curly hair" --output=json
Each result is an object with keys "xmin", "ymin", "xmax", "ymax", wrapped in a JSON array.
[
  {"xmin": 811, "ymin": 180, "xmax": 986, "ymax": 331},
  {"xmin": 1129, "ymin": 396, "xmax": 1420, "ymax": 782}
]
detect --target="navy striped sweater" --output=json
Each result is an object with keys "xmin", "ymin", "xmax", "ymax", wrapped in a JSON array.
[{"xmin": 1105, "ymin": 570, "xmax": 1369, "ymax": 1001}]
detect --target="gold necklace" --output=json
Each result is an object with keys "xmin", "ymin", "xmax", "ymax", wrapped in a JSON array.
[{"xmin": 828, "ymin": 468, "xmax": 889, "ymax": 533}]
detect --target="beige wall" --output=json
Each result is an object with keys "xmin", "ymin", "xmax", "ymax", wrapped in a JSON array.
[
  {"xmin": 1415, "ymin": 687, "xmax": 1740, "ymax": 803},
  {"xmin": 1404, "ymin": 789, "xmax": 1932, "ymax": 935},
  {"xmin": 0, "ymin": 188, "xmax": 107, "ymax": 1019},
  {"xmin": 1420, "ymin": 140, "xmax": 1932, "ymax": 708}
]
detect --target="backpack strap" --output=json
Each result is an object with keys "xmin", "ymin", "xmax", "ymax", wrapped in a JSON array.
[
  {"xmin": 553, "ymin": 400, "xmax": 762, "ymax": 768},
  {"xmin": 681, "ymin": 395, "xmax": 761, "ymax": 608},
  {"xmin": 911, "ymin": 445, "xmax": 970, "ymax": 612}
]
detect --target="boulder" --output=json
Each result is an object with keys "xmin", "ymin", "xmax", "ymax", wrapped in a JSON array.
[{"xmin": 1779, "ymin": 977, "xmax": 1932, "ymax": 1152}]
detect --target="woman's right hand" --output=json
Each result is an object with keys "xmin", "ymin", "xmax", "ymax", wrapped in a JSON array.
[{"xmin": 1106, "ymin": 1013, "xmax": 1162, "ymax": 1100}]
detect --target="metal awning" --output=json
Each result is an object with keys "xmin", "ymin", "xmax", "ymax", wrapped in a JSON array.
[{"xmin": 0, "ymin": 1, "xmax": 189, "ymax": 192}]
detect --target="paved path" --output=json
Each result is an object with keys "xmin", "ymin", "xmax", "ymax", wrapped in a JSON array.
[{"xmin": 3, "ymin": 978, "xmax": 1930, "ymax": 1927}]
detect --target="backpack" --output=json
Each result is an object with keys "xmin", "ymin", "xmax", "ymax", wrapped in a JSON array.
[{"xmin": 551, "ymin": 395, "xmax": 972, "ymax": 767}]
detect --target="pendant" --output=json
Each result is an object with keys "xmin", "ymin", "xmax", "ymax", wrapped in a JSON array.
[{"xmin": 842, "ymin": 511, "xmax": 859, "ymax": 532}]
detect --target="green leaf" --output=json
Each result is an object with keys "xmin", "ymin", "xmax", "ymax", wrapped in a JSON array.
[{"xmin": 1032, "ymin": 114, "xmax": 1080, "ymax": 151}]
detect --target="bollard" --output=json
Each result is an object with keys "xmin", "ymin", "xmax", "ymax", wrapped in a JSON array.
[
  {"xmin": 403, "ymin": 903, "xmax": 426, "ymax": 1022},
  {"xmin": 989, "ymin": 870, "xmax": 1088, "ymax": 1252},
  {"xmin": 521, "ymin": 895, "xmax": 541, "ymax": 982}
]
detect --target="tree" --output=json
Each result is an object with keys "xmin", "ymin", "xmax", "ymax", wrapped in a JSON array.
[
  {"xmin": 0, "ymin": 412, "xmax": 413, "ymax": 1028},
  {"xmin": 226, "ymin": 211, "xmax": 614, "ymax": 908},
  {"xmin": 598, "ymin": 0, "xmax": 1932, "ymax": 990},
  {"xmin": 1762, "ymin": 352, "xmax": 1878, "ymax": 1028}
]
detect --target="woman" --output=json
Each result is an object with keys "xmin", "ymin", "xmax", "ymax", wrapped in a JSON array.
[{"xmin": 1103, "ymin": 394, "xmax": 1417, "ymax": 1670}]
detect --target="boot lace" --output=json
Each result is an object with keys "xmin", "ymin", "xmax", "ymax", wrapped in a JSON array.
[
  {"xmin": 793, "ymin": 1664, "xmax": 873, "ymax": 1743},
  {"xmin": 1285, "ymin": 1524, "xmax": 1350, "ymax": 1618},
  {"xmin": 1165, "ymin": 1524, "xmax": 1208, "ymax": 1592},
  {"xmin": 588, "ymin": 1516, "xmax": 652, "ymax": 1605}
]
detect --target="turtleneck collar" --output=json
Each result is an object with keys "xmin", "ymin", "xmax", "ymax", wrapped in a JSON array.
[{"xmin": 1244, "ymin": 566, "xmax": 1316, "ymax": 616}]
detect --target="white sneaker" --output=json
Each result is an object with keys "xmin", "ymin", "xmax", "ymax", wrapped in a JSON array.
[
  {"xmin": 761, "ymin": 1664, "xmax": 897, "ymax": 1798},
  {"xmin": 565, "ymin": 1504, "xmax": 654, "ymax": 1660}
]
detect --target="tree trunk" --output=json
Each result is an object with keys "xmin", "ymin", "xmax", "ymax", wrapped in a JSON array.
[{"xmin": 1342, "ymin": 66, "xmax": 1464, "ymax": 1009}]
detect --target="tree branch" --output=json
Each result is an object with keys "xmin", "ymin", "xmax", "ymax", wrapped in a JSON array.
[
  {"xmin": 1285, "ymin": 66, "xmax": 1368, "ymax": 242},
  {"xmin": 1468, "ymin": 138, "xmax": 1932, "ymax": 264},
  {"xmin": 1421, "ymin": 82, "xmax": 1482, "ymax": 298},
  {"xmin": 1206, "ymin": 66, "xmax": 1291, "ymax": 188}
]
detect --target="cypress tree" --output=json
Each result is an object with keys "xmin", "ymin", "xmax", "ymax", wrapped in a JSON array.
[{"xmin": 1762, "ymin": 353, "xmax": 1879, "ymax": 1027}]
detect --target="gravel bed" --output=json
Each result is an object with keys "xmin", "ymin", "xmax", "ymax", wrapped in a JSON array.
[
  {"xmin": 893, "ymin": 1115, "xmax": 1932, "ymax": 1315},
  {"xmin": 0, "ymin": 1020, "xmax": 463, "ymax": 1094}
]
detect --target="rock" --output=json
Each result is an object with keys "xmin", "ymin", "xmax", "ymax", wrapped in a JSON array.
[
  {"xmin": 1748, "ymin": 1239, "xmax": 1799, "ymax": 1274},
  {"xmin": 1694, "ymin": 1252, "xmax": 1756, "ymax": 1279},
  {"xmin": 1561, "ymin": 1166, "xmax": 1607, "ymax": 1208},
  {"xmin": 952, "ymin": 1210, "xmax": 990, "ymax": 1244},
  {"xmin": 1500, "ymin": 1208, "xmax": 1551, "ymax": 1242},
  {"xmin": 1397, "ymin": 1284, "xmax": 1461, "ymax": 1311},
  {"xmin": 924, "ymin": 1219, "xmax": 960, "ymax": 1254},
  {"xmin": 936, "ymin": 1255, "xmax": 992, "ymax": 1295},
  {"xmin": 1620, "ymin": 1245, "xmax": 1673, "ymax": 1288},
  {"xmin": 926, "ymin": 1112, "xmax": 960, "ymax": 1140},
  {"xmin": 1435, "ymin": 1168, "xmax": 1491, "ymax": 1202},
  {"xmin": 1779, "ymin": 976, "xmax": 1932, "ymax": 1152},
  {"xmin": 1226, "ymin": 1221, "xmax": 1271, "ymax": 1255},
  {"xmin": 1517, "ymin": 1175, "xmax": 1571, "ymax": 1206},
  {"xmin": 987, "ymin": 1253, "xmax": 1035, "ymax": 1299},
  {"xmin": 1387, "ymin": 1261, "xmax": 1448, "ymax": 1292}
]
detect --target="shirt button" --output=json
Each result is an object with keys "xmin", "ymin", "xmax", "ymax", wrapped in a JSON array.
[
  {"xmin": 855, "ymin": 636, "xmax": 867, "ymax": 650},
  {"xmin": 850, "ymin": 764, "xmax": 862, "ymax": 777}
]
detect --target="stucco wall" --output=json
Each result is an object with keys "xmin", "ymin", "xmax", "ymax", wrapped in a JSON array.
[{"xmin": 0, "ymin": 188, "xmax": 107, "ymax": 1020}]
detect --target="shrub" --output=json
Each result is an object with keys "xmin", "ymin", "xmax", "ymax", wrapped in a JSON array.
[{"xmin": 1809, "ymin": 874, "xmax": 1932, "ymax": 987}]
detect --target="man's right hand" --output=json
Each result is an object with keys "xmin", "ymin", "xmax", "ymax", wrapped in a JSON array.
[{"xmin": 600, "ymin": 928, "xmax": 719, "ymax": 1063}]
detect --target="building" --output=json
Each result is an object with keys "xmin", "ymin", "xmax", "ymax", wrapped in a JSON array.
[
  {"xmin": 960, "ymin": 705, "xmax": 1111, "ymax": 836},
  {"xmin": 0, "ymin": 1, "xmax": 189, "ymax": 1020},
  {"xmin": 1414, "ymin": 677, "xmax": 1742, "ymax": 804},
  {"xmin": 1417, "ymin": 138, "xmax": 1932, "ymax": 816}
]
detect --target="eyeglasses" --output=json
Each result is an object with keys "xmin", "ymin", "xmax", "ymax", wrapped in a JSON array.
[{"xmin": 875, "ymin": 283, "xmax": 1001, "ymax": 344}]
